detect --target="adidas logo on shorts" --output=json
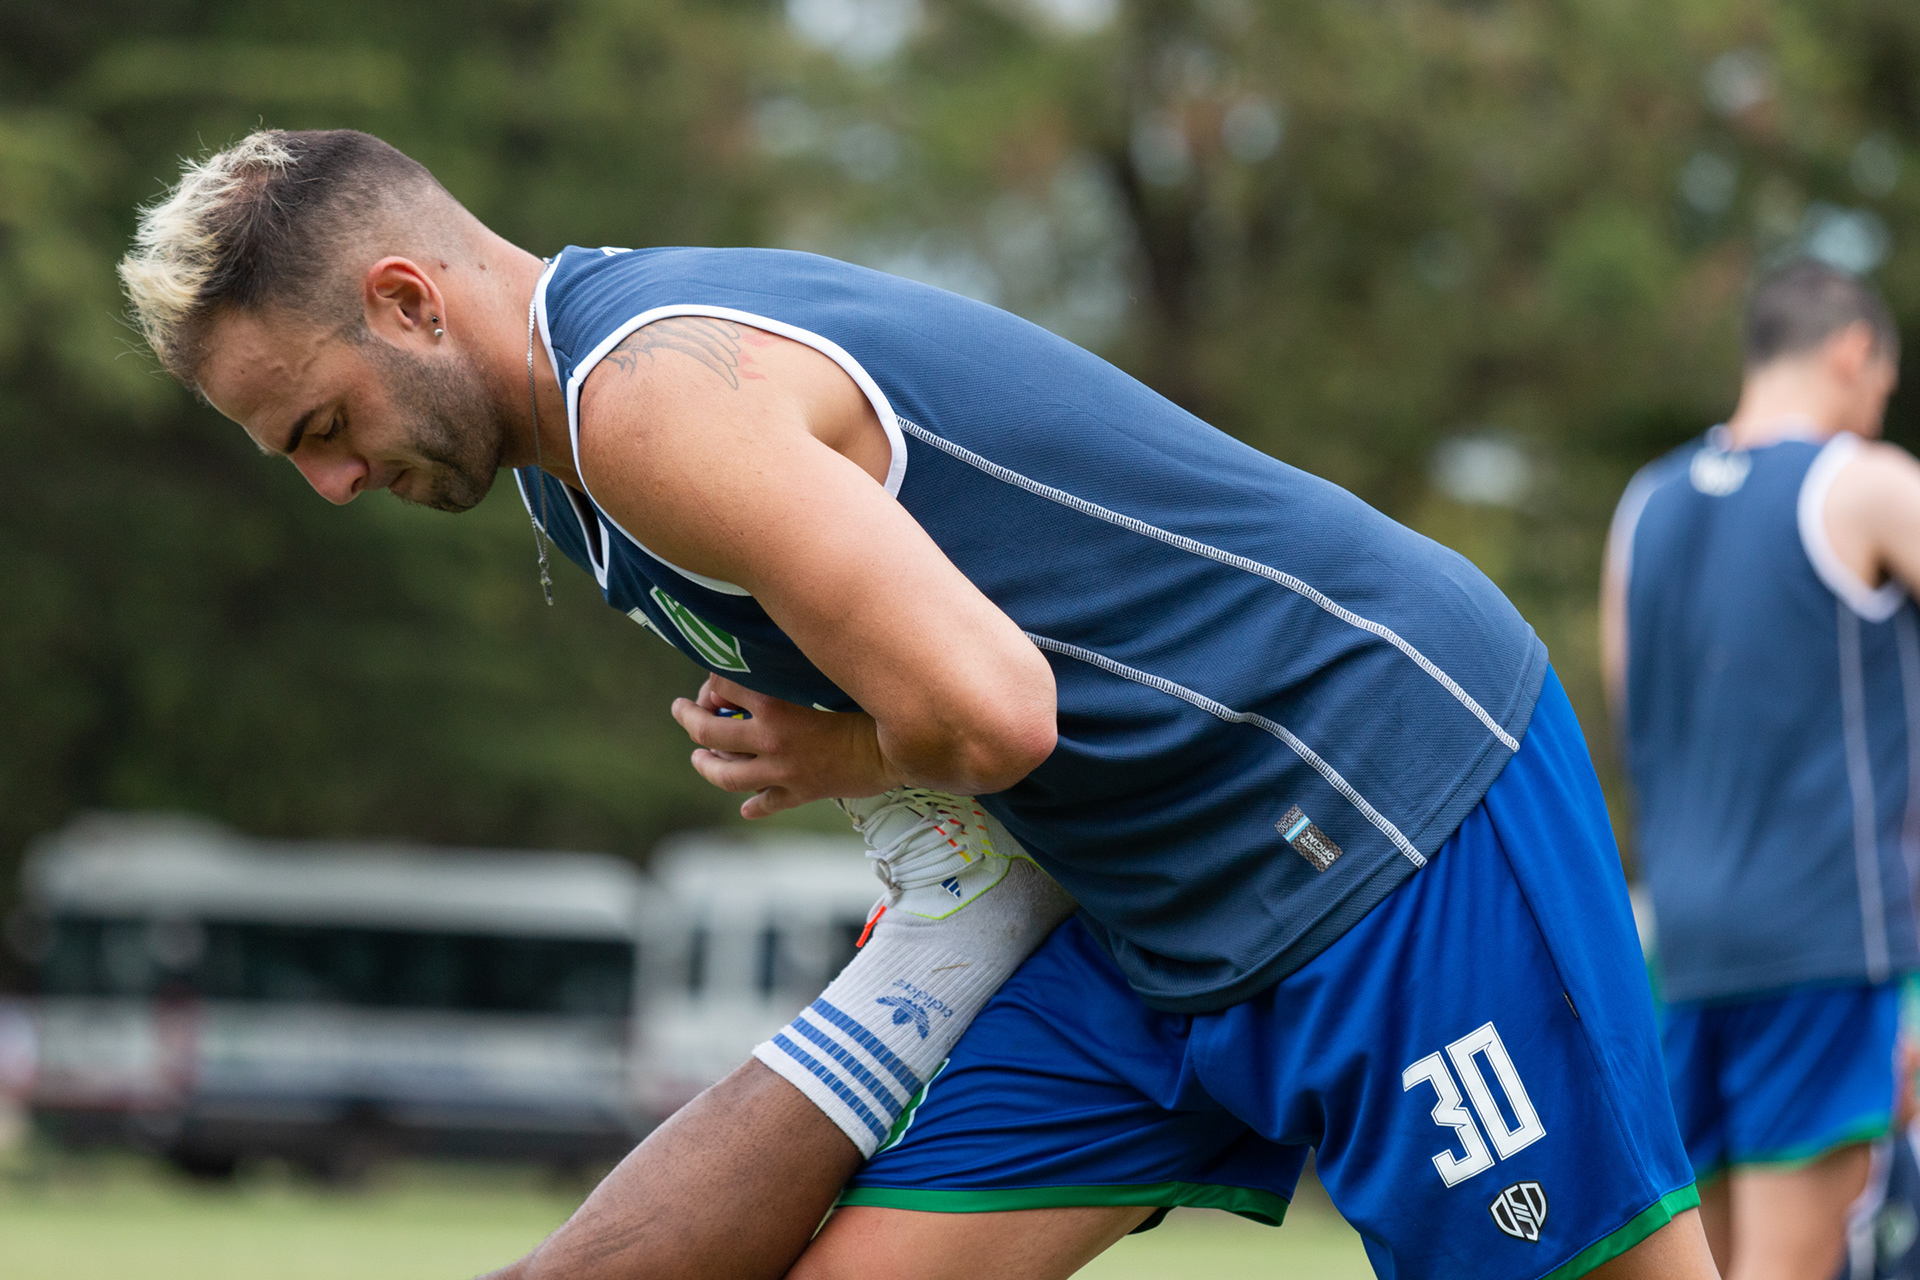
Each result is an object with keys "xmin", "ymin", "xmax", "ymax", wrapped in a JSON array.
[{"xmin": 1489, "ymin": 1180, "xmax": 1548, "ymax": 1242}]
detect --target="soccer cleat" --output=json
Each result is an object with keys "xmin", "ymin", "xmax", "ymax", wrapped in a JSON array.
[
  {"xmin": 758, "ymin": 788, "xmax": 1076, "ymax": 1155},
  {"xmin": 837, "ymin": 788, "xmax": 1030, "ymax": 937}
]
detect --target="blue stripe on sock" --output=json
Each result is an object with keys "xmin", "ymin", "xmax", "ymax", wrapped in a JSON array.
[
  {"xmin": 789, "ymin": 1015, "xmax": 907, "ymax": 1118},
  {"xmin": 771, "ymin": 1033, "xmax": 890, "ymax": 1143},
  {"xmin": 811, "ymin": 998, "xmax": 924, "ymax": 1095}
]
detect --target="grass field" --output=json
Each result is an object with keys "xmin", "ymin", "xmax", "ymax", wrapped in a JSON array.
[{"xmin": 0, "ymin": 1151, "xmax": 1374, "ymax": 1280}]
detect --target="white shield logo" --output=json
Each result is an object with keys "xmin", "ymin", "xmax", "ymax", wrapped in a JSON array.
[{"xmin": 1490, "ymin": 1181, "xmax": 1548, "ymax": 1242}]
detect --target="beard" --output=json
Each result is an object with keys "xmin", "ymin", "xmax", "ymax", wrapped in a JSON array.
[{"xmin": 368, "ymin": 341, "xmax": 509, "ymax": 513}]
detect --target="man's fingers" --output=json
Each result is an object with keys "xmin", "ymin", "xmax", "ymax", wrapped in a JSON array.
[
  {"xmin": 691, "ymin": 748, "xmax": 782, "ymax": 794},
  {"xmin": 671, "ymin": 697, "xmax": 765, "ymax": 754},
  {"xmin": 706, "ymin": 674, "xmax": 763, "ymax": 712},
  {"xmin": 741, "ymin": 787, "xmax": 801, "ymax": 820}
]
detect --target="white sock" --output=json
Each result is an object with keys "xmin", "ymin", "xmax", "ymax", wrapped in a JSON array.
[{"xmin": 753, "ymin": 856, "xmax": 1075, "ymax": 1156}]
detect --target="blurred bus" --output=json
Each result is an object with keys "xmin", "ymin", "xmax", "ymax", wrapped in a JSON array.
[
  {"xmin": 12, "ymin": 813, "xmax": 878, "ymax": 1178},
  {"xmin": 19, "ymin": 813, "xmax": 655, "ymax": 1178},
  {"xmin": 632, "ymin": 832, "xmax": 878, "ymax": 1118}
]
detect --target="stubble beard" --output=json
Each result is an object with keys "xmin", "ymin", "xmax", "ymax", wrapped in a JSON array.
[{"xmin": 374, "ymin": 343, "xmax": 509, "ymax": 514}]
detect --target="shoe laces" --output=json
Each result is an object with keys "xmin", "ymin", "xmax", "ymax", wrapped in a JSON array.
[{"xmin": 836, "ymin": 788, "xmax": 998, "ymax": 898}]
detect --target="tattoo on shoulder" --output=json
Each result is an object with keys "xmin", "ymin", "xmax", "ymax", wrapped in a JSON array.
[{"xmin": 602, "ymin": 317, "xmax": 744, "ymax": 389}]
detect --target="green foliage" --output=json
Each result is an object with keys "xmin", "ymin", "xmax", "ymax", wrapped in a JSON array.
[{"xmin": 2, "ymin": 0, "xmax": 1918, "ymax": 955}]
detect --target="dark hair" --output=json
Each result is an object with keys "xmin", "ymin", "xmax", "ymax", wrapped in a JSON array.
[
  {"xmin": 1744, "ymin": 259, "xmax": 1900, "ymax": 369},
  {"xmin": 121, "ymin": 129, "xmax": 449, "ymax": 383}
]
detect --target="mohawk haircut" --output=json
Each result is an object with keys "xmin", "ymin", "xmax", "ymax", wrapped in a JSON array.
[
  {"xmin": 119, "ymin": 129, "xmax": 449, "ymax": 384},
  {"xmin": 1744, "ymin": 259, "xmax": 1900, "ymax": 370}
]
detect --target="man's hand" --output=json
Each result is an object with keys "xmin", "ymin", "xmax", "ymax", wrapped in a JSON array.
[{"xmin": 672, "ymin": 676, "xmax": 899, "ymax": 818}]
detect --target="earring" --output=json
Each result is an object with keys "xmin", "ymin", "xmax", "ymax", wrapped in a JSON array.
[
  {"xmin": 429, "ymin": 314, "xmax": 443, "ymax": 339},
  {"xmin": 433, "ymin": 328, "xmax": 445, "ymax": 339}
]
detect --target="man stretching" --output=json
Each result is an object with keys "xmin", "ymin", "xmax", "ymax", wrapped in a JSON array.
[
  {"xmin": 1605, "ymin": 260, "xmax": 1914, "ymax": 1280},
  {"xmin": 123, "ymin": 129, "xmax": 1714, "ymax": 1280}
]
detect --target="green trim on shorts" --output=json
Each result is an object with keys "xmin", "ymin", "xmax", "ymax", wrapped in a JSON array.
[
  {"xmin": 1694, "ymin": 1112, "xmax": 1892, "ymax": 1185},
  {"xmin": 873, "ymin": 1060, "xmax": 948, "ymax": 1157},
  {"xmin": 1540, "ymin": 1184, "xmax": 1700, "ymax": 1280},
  {"xmin": 836, "ymin": 1181, "xmax": 1290, "ymax": 1226}
]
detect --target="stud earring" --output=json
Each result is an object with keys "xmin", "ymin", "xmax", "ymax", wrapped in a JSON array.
[{"xmin": 433, "ymin": 328, "xmax": 444, "ymax": 339}]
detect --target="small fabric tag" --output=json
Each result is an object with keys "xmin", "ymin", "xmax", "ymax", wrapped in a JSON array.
[{"xmin": 1278, "ymin": 805, "xmax": 1343, "ymax": 871}]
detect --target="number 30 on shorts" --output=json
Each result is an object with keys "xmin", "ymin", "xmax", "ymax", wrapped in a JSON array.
[{"xmin": 1401, "ymin": 1022, "xmax": 1547, "ymax": 1187}]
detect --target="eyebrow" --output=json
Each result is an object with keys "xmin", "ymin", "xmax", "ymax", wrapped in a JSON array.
[{"xmin": 280, "ymin": 406, "xmax": 320, "ymax": 455}]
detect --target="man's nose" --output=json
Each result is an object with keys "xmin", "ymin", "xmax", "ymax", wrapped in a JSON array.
[{"xmin": 291, "ymin": 449, "xmax": 370, "ymax": 505}]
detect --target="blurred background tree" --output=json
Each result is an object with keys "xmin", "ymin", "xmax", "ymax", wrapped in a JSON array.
[{"xmin": 2, "ymin": 0, "xmax": 1916, "ymax": 967}]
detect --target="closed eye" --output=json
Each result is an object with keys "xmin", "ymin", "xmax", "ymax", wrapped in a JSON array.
[{"xmin": 310, "ymin": 412, "xmax": 345, "ymax": 446}]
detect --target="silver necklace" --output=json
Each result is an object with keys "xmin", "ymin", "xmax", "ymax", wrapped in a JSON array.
[{"xmin": 527, "ymin": 289, "xmax": 554, "ymax": 605}]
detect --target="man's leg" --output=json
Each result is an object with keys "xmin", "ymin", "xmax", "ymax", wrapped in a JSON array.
[
  {"xmin": 792, "ymin": 1205, "xmax": 1152, "ymax": 1280},
  {"xmin": 483, "ymin": 805, "xmax": 1076, "ymax": 1280},
  {"xmin": 792, "ymin": 1201, "xmax": 1718, "ymax": 1280},
  {"xmin": 1588, "ymin": 1209, "xmax": 1718, "ymax": 1279},
  {"xmin": 486, "ymin": 1062, "xmax": 861, "ymax": 1280},
  {"xmin": 1697, "ymin": 1177, "xmax": 1732, "ymax": 1273},
  {"xmin": 1719, "ymin": 1145, "xmax": 1873, "ymax": 1280}
]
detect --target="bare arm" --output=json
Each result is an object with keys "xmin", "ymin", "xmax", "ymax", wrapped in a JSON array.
[
  {"xmin": 1826, "ymin": 439, "xmax": 1920, "ymax": 598},
  {"xmin": 1599, "ymin": 541, "xmax": 1628, "ymax": 732},
  {"xmin": 576, "ymin": 318, "xmax": 1056, "ymax": 814},
  {"xmin": 1600, "ymin": 471, "xmax": 1649, "ymax": 736}
]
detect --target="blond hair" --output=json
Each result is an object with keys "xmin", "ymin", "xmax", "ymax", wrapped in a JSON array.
[
  {"xmin": 119, "ymin": 129, "xmax": 442, "ymax": 383},
  {"xmin": 120, "ymin": 132, "xmax": 295, "ymax": 379}
]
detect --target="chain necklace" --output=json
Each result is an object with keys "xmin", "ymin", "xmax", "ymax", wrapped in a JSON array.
[{"xmin": 527, "ymin": 288, "xmax": 554, "ymax": 606}]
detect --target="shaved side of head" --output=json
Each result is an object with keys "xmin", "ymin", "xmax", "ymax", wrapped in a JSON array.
[
  {"xmin": 1744, "ymin": 260, "xmax": 1900, "ymax": 371},
  {"xmin": 120, "ymin": 129, "xmax": 473, "ymax": 389}
]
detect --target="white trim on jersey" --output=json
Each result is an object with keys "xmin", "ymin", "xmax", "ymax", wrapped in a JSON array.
[
  {"xmin": 1026, "ymin": 633, "xmax": 1426, "ymax": 866},
  {"xmin": 1604, "ymin": 460, "xmax": 1666, "ymax": 703},
  {"xmin": 1838, "ymin": 601, "xmax": 1893, "ymax": 982},
  {"xmin": 898, "ymin": 417, "xmax": 1521, "ymax": 754},
  {"xmin": 1605, "ymin": 462, "xmax": 1664, "ymax": 602},
  {"xmin": 1801, "ymin": 433, "xmax": 1907, "ymax": 623},
  {"xmin": 536, "ymin": 263, "xmax": 911, "ymax": 599},
  {"xmin": 513, "ymin": 467, "xmax": 613, "ymax": 591}
]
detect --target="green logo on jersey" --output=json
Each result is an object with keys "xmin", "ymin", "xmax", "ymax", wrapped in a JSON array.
[
  {"xmin": 650, "ymin": 587, "xmax": 749, "ymax": 672},
  {"xmin": 626, "ymin": 607, "xmax": 672, "ymax": 645}
]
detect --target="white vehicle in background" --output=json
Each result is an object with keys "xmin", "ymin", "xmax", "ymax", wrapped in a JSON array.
[
  {"xmin": 20, "ymin": 813, "xmax": 651, "ymax": 1178},
  {"xmin": 13, "ymin": 812, "xmax": 878, "ymax": 1179},
  {"xmin": 633, "ymin": 833, "xmax": 880, "ymax": 1118}
]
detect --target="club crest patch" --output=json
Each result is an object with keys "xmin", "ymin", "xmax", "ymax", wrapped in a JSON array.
[
  {"xmin": 1689, "ymin": 447, "xmax": 1750, "ymax": 496},
  {"xmin": 1490, "ymin": 1181, "xmax": 1548, "ymax": 1242}
]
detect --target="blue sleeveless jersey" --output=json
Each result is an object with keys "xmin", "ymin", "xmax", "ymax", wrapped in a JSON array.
[
  {"xmin": 519, "ymin": 246, "xmax": 1546, "ymax": 1012},
  {"xmin": 1615, "ymin": 429, "xmax": 1920, "ymax": 1002}
]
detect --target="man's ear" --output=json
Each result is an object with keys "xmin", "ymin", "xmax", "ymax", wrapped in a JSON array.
[
  {"xmin": 363, "ymin": 257, "xmax": 446, "ymax": 347},
  {"xmin": 1825, "ymin": 320, "xmax": 1879, "ymax": 382}
]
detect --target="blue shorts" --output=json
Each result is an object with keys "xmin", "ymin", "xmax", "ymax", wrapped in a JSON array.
[
  {"xmin": 1663, "ymin": 982, "xmax": 1898, "ymax": 1180},
  {"xmin": 843, "ymin": 672, "xmax": 1696, "ymax": 1280}
]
